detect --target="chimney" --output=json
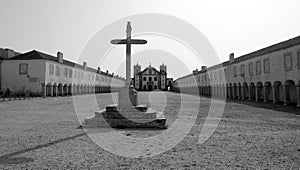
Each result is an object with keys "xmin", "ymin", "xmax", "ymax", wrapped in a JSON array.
[
  {"xmin": 97, "ymin": 67, "xmax": 101, "ymax": 73},
  {"xmin": 229, "ymin": 53, "xmax": 234, "ymax": 63},
  {"xmin": 193, "ymin": 69, "xmax": 198, "ymax": 74},
  {"xmin": 106, "ymin": 70, "xmax": 109, "ymax": 74},
  {"xmin": 83, "ymin": 61, "xmax": 87, "ymax": 70},
  {"xmin": 57, "ymin": 52, "xmax": 63, "ymax": 63},
  {"xmin": 201, "ymin": 66, "xmax": 207, "ymax": 71}
]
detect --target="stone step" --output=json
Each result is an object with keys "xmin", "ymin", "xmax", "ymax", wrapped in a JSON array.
[
  {"xmin": 106, "ymin": 104, "xmax": 148, "ymax": 113},
  {"xmin": 96, "ymin": 109, "xmax": 158, "ymax": 119},
  {"xmin": 83, "ymin": 115, "xmax": 167, "ymax": 129}
]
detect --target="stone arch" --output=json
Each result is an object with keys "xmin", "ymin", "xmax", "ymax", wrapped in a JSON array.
[
  {"xmin": 256, "ymin": 82, "xmax": 263, "ymax": 101},
  {"xmin": 284, "ymin": 80, "xmax": 297, "ymax": 105},
  {"xmin": 229, "ymin": 83, "xmax": 233, "ymax": 98},
  {"xmin": 238, "ymin": 83, "xmax": 242, "ymax": 100},
  {"xmin": 46, "ymin": 83, "xmax": 52, "ymax": 96},
  {"xmin": 63, "ymin": 84, "xmax": 68, "ymax": 96},
  {"xmin": 58, "ymin": 83, "xmax": 63, "ymax": 96},
  {"xmin": 273, "ymin": 81, "xmax": 283, "ymax": 104},
  {"xmin": 68, "ymin": 84, "xmax": 72, "ymax": 95},
  {"xmin": 264, "ymin": 82, "xmax": 272, "ymax": 103},
  {"xmin": 233, "ymin": 83, "xmax": 237, "ymax": 99}
]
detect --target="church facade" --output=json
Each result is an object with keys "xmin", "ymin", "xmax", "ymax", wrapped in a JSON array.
[{"xmin": 133, "ymin": 63, "xmax": 173, "ymax": 91}]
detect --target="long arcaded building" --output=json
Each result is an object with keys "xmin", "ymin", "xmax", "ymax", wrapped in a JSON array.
[
  {"xmin": 0, "ymin": 49, "xmax": 125, "ymax": 97},
  {"xmin": 174, "ymin": 35, "xmax": 300, "ymax": 107}
]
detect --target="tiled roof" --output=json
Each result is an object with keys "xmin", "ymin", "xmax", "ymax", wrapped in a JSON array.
[
  {"xmin": 233, "ymin": 35, "xmax": 300, "ymax": 64},
  {"xmin": 8, "ymin": 50, "xmax": 124, "ymax": 79}
]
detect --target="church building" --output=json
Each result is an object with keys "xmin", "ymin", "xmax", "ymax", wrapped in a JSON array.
[{"xmin": 133, "ymin": 63, "xmax": 173, "ymax": 91}]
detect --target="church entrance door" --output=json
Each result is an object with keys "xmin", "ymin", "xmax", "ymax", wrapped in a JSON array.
[{"xmin": 148, "ymin": 85, "xmax": 153, "ymax": 91}]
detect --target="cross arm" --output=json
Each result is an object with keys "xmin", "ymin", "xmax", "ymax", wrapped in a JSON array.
[
  {"xmin": 111, "ymin": 39, "xmax": 127, "ymax": 44},
  {"xmin": 130, "ymin": 39, "xmax": 147, "ymax": 44}
]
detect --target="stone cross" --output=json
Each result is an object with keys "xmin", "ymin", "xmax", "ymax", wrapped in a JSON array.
[{"xmin": 111, "ymin": 22, "xmax": 147, "ymax": 85}]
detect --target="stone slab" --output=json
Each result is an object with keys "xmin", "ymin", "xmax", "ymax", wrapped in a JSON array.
[{"xmin": 83, "ymin": 111, "xmax": 167, "ymax": 129}]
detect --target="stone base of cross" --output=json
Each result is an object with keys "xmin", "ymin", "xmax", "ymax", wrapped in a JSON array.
[{"xmin": 118, "ymin": 85, "xmax": 137, "ymax": 107}]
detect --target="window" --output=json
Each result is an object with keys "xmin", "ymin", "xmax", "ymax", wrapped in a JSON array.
[
  {"xmin": 149, "ymin": 77, "xmax": 152, "ymax": 81},
  {"xmin": 154, "ymin": 77, "xmax": 157, "ymax": 81},
  {"xmin": 214, "ymin": 72, "xmax": 217, "ymax": 80},
  {"xmin": 49, "ymin": 64, "xmax": 54, "ymax": 76},
  {"xmin": 297, "ymin": 52, "xmax": 300, "ymax": 69},
  {"xmin": 64, "ymin": 68, "xmax": 68, "ymax": 77},
  {"xmin": 19, "ymin": 63, "xmax": 28, "ymax": 75},
  {"xmin": 55, "ymin": 66, "xmax": 60, "ymax": 76},
  {"xmin": 143, "ymin": 77, "xmax": 146, "ymax": 81},
  {"xmin": 219, "ymin": 70, "xmax": 222, "ymax": 80},
  {"xmin": 240, "ymin": 64, "xmax": 245, "ymax": 76},
  {"xmin": 284, "ymin": 53, "xmax": 292, "ymax": 71},
  {"xmin": 248, "ymin": 62, "xmax": 253, "ymax": 76},
  {"xmin": 256, "ymin": 61, "xmax": 261, "ymax": 75},
  {"xmin": 233, "ymin": 66, "xmax": 237, "ymax": 77},
  {"xmin": 263, "ymin": 58, "xmax": 270, "ymax": 74},
  {"xmin": 69, "ymin": 69, "xmax": 73, "ymax": 78}
]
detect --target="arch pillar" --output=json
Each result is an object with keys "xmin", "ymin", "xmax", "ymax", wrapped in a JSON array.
[
  {"xmin": 255, "ymin": 85, "xmax": 259, "ymax": 102},
  {"xmin": 50, "ymin": 85, "xmax": 53, "ymax": 96},
  {"xmin": 272, "ymin": 85, "xmax": 277, "ymax": 104},
  {"xmin": 42, "ymin": 84, "xmax": 46, "ymax": 98},
  {"xmin": 283, "ymin": 85, "xmax": 287, "ymax": 105},
  {"xmin": 263, "ymin": 85, "xmax": 268, "ymax": 103},
  {"xmin": 248, "ymin": 85, "xmax": 252, "ymax": 101},
  {"xmin": 241, "ymin": 86, "xmax": 245, "ymax": 100}
]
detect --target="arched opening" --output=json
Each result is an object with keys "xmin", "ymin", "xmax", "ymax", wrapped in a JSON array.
[
  {"xmin": 238, "ymin": 83, "xmax": 242, "ymax": 99},
  {"xmin": 53, "ymin": 83, "xmax": 57, "ymax": 96},
  {"xmin": 46, "ymin": 83, "xmax": 52, "ymax": 96},
  {"xmin": 154, "ymin": 85, "xmax": 157, "ymax": 90},
  {"xmin": 63, "ymin": 84, "xmax": 68, "ymax": 96},
  {"xmin": 264, "ymin": 82, "xmax": 272, "ymax": 102},
  {"xmin": 143, "ymin": 85, "xmax": 146, "ymax": 91},
  {"xmin": 233, "ymin": 83, "xmax": 237, "ymax": 99},
  {"xmin": 68, "ymin": 84, "xmax": 72, "ymax": 95},
  {"xmin": 285, "ymin": 80, "xmax": 297, "ymax": 105},
  {"xmin": 148, "ymin": 85, "xmax": 153, "ymax": 91},
  {"xmin": 256, "ymin": 82, "xmax": 263, "ymax": 101},
  {"xmin": 58, "ymin": 83, "xmax": 63, "ymax": 96},
  {"xmin": 243, "ymin": 82, "xmax": 249, "ymax": 100},
  {"xmin": 273, "ymin": 81, "xmax": 283, "ymax": 103},
  {"xmin": 229, "ymin": 83, "xmax": 233, "ymax": 98}
]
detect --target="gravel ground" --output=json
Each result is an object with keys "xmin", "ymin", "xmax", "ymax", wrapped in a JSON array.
[{"xmin": 0, "ymin": 92, "xmax": 299, "ymax": 169}]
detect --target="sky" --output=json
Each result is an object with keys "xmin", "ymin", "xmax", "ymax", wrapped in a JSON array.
[{"xmin": 1, "ymin": 0, "xmax": 300, "ymax": 79}]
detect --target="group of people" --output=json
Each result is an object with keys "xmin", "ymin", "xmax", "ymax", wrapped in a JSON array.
[{"xmin": 1, "ymin": 88, "xmax": 10, "ymax": 98}]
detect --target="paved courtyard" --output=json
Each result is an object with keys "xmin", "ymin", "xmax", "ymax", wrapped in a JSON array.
[{"xmin": 0, "ymin": 92, "xmax": 299, "ymax": 169}]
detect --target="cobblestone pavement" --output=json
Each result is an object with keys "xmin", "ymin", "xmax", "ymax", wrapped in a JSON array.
[{"xmin": 0, "ymin": 92, "xmax": 299, "ymax": 169}]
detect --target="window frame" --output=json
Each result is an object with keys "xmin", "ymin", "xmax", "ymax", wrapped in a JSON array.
[
  {"xmin": 233, "ymin": 66, "xmax": 237, "ymax": 77},
  {"xmin": 263, "ymin": 58, "xmax": 270, "ymax": 74},
  {"xmin": 256, "ymin": 60, "xmax": 261, "ymax": 75},
  {"xmin": 284, "ymin": 52, "xmax": 292, "ymax": 71},
  {"xmin": 19, "ymin": 63, "xmax": 28, "ymax": 75}
]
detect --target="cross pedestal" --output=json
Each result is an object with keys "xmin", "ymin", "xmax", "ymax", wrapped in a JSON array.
[
  {"xmin": 82, "ymin": 22, "xmax": 167, "ymax": 129},
  {"xmin": 118, "ymin": 85, "xmax": 137, "ymax": 107}
]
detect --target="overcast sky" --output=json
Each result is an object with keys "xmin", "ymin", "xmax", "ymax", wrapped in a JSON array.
[{"xmin": 1, "ymin": 0, "xmax": 299, "ymax": 79}]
